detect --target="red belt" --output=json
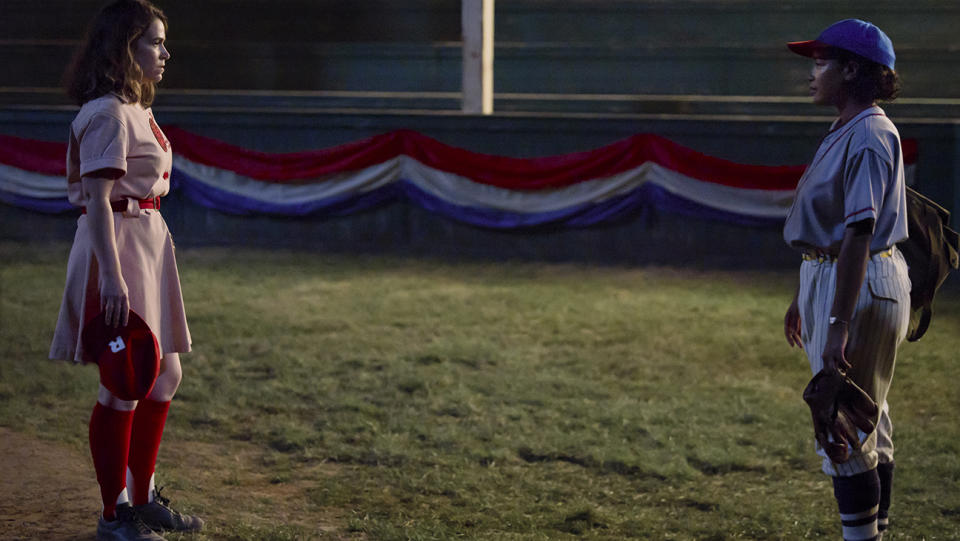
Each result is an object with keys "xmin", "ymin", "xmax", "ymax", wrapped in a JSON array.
[{"xmin": 81, "ymin": 198, "xmax": 159, "ymax": 214}]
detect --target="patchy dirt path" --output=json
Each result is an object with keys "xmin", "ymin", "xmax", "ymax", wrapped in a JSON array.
[
  {"xmin": 0, "ymin": 427, "xmax": 99, "ymax": 540},
  {"xmin": 0, "ymin": 427, "xmax": 355, "ymax": 540}
]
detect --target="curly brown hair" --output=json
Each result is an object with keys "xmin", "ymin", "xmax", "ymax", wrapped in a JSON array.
[
  {"xmin": 832, "ymin": 47, "xmax": 901, "ymax": 103},
  {"xmin": 64, "ymin": 0, "xmax": 168, "ymax": 106}
]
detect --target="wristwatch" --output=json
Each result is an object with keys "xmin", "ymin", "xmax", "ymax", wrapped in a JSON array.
[{"xmin": 828, "ymin": 316, "xmax": 848, "ymax": 326}]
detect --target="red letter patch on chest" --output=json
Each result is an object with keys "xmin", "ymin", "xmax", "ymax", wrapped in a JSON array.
[{"xmin": 148, "ymin": 116, "xmax": 169, "ymax": 152}]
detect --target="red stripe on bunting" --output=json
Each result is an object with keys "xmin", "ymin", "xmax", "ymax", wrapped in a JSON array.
[
  {"xmin": 0, "ymin": 127, "xmax": 919, "ymax": 193},
  {"xmin": 164, "ymin": 126, "xmax": 805, "ymax": 190},
  {"xmin": 901, "ymin": 138, "xmax": 918, "ymax": 165},
  {"xmin": 163, "ymin": 126, "xmax": 403, "ymax": 185},
  {"xmin": 0, "ymin": 134, "xmax": 67, "ymax": 175}
]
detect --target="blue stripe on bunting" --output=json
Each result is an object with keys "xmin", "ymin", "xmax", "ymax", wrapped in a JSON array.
[
  {"xmin": 171, "ymin": 169, "xmax": 399, "ymax": 217},
  {"xmin": 0, "ymin": 188, "xmax": 75, "ymax": 214},
  {"xmin": 1, "ymin": 168, "xmax": 785, "ymax": 228},
  {"xmin": 404, "ymin": 181, "xmax": 782, "ymax": 228},
  {"xmin": 173, "ymin": 168, "xmax": 783, "ymax": 229}
]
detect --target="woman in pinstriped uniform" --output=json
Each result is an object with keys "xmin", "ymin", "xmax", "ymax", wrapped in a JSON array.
[{"xmin": 782, "ymin": 20, "xmax": 908, "ymax": 541}]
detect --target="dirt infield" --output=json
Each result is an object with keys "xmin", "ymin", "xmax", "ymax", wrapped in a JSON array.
[
  {"xmin": 0, "ymin": 428, "xmax": 98, "ymax": 540},
  {"xmin": 0, "ymin": 427, "xmax": 352, "ymax": 540}
]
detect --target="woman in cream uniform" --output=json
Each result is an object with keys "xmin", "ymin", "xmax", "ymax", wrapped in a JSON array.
[{"xmin": 51, "ymin": 1, "xmax": 201, "ymax": 539}]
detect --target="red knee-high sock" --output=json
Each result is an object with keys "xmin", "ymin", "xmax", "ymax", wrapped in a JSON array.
[
  {"xmin": 127, "ymin": 399, "xmax": 171, "ymax": 505},
  {"xmin": 89, "ymin": 402, "xmax": 135, "ymax": 520}
]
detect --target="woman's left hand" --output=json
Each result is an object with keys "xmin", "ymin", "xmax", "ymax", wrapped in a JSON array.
[
  {"xmin": 784, "ymin": 294, "xmax": 803, "ymax": 349},
  {"xmin": 821, "ymin": 323, "xmax": 852, "ymax": 373}
]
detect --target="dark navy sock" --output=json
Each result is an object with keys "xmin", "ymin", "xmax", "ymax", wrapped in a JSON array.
[
  {"xmin": 832, "ymin": 469, "xmax": 880, "ymax": 541},
  {"xmin": 877, "ymin": 461, "xmax": 894, "ymax": 533}
]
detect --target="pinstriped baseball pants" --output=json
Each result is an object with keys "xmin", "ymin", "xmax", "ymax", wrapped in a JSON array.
[{"xmin": 797, "ymin": 247, "xmax": 911, "ymax": 477}]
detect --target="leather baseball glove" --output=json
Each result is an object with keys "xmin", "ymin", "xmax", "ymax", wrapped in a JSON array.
[{"xmin": 802, "ymin": 369, "xmax": 879, "ymax": 463}]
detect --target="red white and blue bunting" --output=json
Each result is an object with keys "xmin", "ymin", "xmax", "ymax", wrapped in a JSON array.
[{"xmin": 0, "ymin": 127, "xmax": 917, "ymax": 229}]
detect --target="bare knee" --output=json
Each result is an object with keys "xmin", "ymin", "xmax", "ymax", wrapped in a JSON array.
[
  {"xmin": 98, "ymin": 384, "xmax": 137, "ymax": 410},
  {"xmin": 148, "ymin": 353, "xmax": 182, "ymax": 401}
]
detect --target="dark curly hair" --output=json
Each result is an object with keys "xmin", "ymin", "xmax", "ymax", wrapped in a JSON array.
[
  {"xmin": 831, "ymin": 47, "xmax": 901, "ymax": 103},
  {"xmin": 64, "ymin": 0, "xmax": 168, "ymax": 106}
]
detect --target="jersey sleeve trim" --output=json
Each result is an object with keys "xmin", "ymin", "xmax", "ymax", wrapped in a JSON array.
[
  {"xmin": 844, "ymin": 206, "xmax": 876, "ymax": 220},
  {"xmin": 79, "ymin": 157, "xmax": 128, "ymax": 178}
]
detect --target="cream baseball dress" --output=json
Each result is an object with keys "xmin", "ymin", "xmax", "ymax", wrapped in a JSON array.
[{"xmin": 50, "ymin": 93, "xmax": 190, "ymax": 363}]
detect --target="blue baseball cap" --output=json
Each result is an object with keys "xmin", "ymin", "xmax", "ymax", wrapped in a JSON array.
[{"xmin": 788, "ymin": 19, "xmax": 895, "ymax": 71}]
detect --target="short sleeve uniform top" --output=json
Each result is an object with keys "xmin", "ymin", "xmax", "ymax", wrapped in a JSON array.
[
  {"xmin": 783, "ymin": 106, "xmax": 908, "ymax": 253},
  {"xmin": 50, "ymin": 93, "xmax": 190, "ymax": 363},
  {"xmin": 66, "ymin": 93, "xmax": 172, "ymax": 204}
]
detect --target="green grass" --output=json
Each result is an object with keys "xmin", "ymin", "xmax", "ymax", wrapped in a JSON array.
[{"xmin": 2, "ymin": 242, "xmax": 959, "ymax": 540}]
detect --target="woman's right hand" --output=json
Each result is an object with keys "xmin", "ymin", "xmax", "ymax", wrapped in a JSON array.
[
  {"xmin": 100, "ymin": 272, "xmax": 129, "ymax": 327},
  {"xmin": 784, "ymin": 290, "xmax": 803, "ymax": 349},
  {"xmin": 82, "ymin": 173, "xmax": 129, "ymax": 328}
]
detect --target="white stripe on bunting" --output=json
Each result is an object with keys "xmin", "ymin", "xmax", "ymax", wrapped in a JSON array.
[
  {"xmin": 0, "ymin": 152, "xmax": 796, "ymax": 219},
  {"xmin": 174, "ymin": 155, "xmax": 795, "ymax": 217},
  {"xmin": 0, "ymin": 162, "xmax": 65, "ymax": 198}
]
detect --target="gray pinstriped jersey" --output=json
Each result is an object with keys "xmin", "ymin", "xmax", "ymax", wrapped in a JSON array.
[{"xmin": 783, "ymin": 106, "xmax": 908, "ymax": 252}]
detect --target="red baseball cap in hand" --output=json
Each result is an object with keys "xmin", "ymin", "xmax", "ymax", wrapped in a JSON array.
[{"xmin": 81, "ymin": 310, "xmax": 161, "ymax": 400}]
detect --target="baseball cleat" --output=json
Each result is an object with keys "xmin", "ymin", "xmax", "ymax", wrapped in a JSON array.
[
  {"xmin": 133, "ymin": 487, "xmax": 204, "ymax": 532},
  {"xmin": 96, "ymin": 503, "xmax": 166, "ymax": 541}
]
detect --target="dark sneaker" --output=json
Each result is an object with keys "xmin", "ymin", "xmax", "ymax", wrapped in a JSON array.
[
  {"xmin": 133, "ymin": 487, "xmax": 204, "ymax": 532},
  {"xmin": 96, "ymin": 504, "xmax": 166, "ymax": 541}
]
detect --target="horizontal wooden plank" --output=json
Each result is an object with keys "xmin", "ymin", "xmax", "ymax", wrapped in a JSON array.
[{"xmin": 3, "ymin": 42, "xmax": 957, "ymax": 97}]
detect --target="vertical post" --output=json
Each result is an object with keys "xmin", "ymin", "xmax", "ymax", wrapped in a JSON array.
[
  {"xmin": 481, "ymin": 0, "xmax": 494, "ymax": 114},
  {"xmin": 953, "ymin": 125, "xmax": 960, "ymax": 229},
  {"xmin": 462, "ymin": 0, "xmax": 494, "ymax": 115}
]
